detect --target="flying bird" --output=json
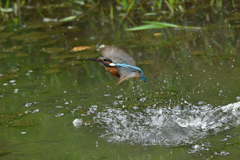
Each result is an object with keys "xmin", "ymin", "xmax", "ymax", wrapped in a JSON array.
[{"xmin": 88, "ymin": 45, "xmax": 146, "ymax": 84}]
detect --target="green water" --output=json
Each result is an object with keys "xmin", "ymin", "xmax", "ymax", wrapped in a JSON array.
[{"xmin": 1, "ymin": 0, "xmax": 240, "ymax": 159}]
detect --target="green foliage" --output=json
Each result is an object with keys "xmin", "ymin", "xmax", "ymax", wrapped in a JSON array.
[
  {"xmin": 210, "ymin": 0, "xmax": 223, "ymax": 8},
  {"xmin": 126, "ymin": 21, "xmax": 203, "ymax": 31},
  {"xmin": 155, "ymin": 0, "xmax": 163, "ymax": 9},
  {"xmin": 59, "ymin": 15, "xmax": 77, "ymax": 22},
  {"xmin": 0, "ymin": 0, "xmax": 21, "ymax": 29},
  {"xmin": 0, "ymin": 0, "xmax": 237, "ymax": 32},
  {"xmin": 126, "ymin": 21, "xmax": 178, "ymax": 31}
]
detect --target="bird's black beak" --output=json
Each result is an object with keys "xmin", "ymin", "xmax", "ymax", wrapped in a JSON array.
[{"xmin": 88, "ymin": 58, "xmax": 100, "ymax": 62}]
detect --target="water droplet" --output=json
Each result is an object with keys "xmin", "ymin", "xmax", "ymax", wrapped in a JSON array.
[
  {"xmin": 13, "ymin": 89, "xmax": 18, "ymax": 93},
  {"xmin": 9, "ymin": 80, "xmax": 16, "ymax": 83},
  {"xmin": 32, "ymin": 109, "xmax": 39, "ymax": 113},
  {"xmin": 72, "ymin": 118, "xmax": 83, "ymax": 128},
  {"xmin": 55, "ymin": 113, "xmax": 64, "ymax": 117}
]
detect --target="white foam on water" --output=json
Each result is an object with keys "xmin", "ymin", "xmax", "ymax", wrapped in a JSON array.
[{"xmin": 94, "ymin": 101, "xmax": 240, "ymax": 146}]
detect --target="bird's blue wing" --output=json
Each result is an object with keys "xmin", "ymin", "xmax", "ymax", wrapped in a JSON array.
[{"xmin": 101, "ymin": 46, "xmax": 136, "ymax": 66}]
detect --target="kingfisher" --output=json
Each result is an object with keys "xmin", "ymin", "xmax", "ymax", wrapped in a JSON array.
[{"xmin": 88, "ymin": 45, "xmax": 146, "ymax": 84}]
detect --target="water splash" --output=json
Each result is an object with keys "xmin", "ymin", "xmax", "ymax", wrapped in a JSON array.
[{"xmin": 94, "ymin": 101, "xmax": 240, "ymax": 146}]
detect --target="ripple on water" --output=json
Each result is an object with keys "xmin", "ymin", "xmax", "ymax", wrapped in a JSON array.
[{"xmin": 94, "ymin": 102, "xmax": 240, "ymax": 146}]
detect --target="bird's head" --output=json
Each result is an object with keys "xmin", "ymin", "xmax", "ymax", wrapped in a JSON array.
[{"xmin": 88, "ymin": 57, "xmax": 114, "ymax": 67}]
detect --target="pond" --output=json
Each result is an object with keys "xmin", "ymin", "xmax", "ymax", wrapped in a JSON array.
[{"xmin": 0, "ymin": 0, "xmax": 240, "ymax": 159}]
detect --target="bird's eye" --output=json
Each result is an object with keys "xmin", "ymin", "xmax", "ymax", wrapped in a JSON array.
[{"xmin": 105, "ymin": 58, "xmax": 113, "ymax": 63}]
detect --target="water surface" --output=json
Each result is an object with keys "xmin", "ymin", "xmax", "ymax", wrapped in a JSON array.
[{"xmin": 0, "ymin": 1, "xmax": 240, "ymax": 159}]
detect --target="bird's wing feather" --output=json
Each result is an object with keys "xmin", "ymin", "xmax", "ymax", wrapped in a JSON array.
[
  {"xmin": 101, "ymin": 46, "xmax": 136, "ymax": 66},
  {"xmin": 116, "ymin": 67, "xmax": 140, "ymax": 84}
]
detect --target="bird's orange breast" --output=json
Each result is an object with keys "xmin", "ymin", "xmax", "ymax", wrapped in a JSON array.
[{"xmin": 104, "ymin": 67, "xmax": 120, "ymax": 77}]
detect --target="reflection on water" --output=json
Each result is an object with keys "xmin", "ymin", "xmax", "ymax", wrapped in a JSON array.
[{"xmin": 94, "ymin": 101, "xmax": 240, "ymax": 146}]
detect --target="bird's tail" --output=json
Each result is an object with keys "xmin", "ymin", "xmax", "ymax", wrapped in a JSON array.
[{"xmin": 141, "ymin": 75, "xmax": 146, "ymax": 82}]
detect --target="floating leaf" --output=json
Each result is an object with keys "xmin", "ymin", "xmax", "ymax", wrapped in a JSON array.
[
  {"xmin": 59, "ymin": 15, "xmax": 77, "ymax": 22},
  {"xmin": 153, "ymin": 33, "xmax": 162, "ymax": 36},
  {"xmin": 71, "ymin": 45, "xmax": 93, "ymax": 52}
]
